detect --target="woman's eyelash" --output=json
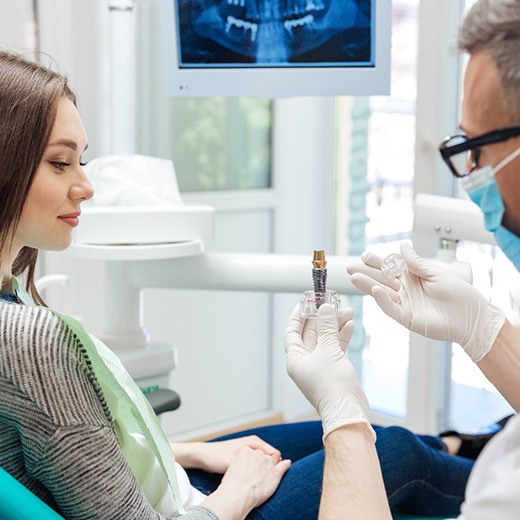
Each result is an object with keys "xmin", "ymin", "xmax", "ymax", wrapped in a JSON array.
[
  {"xmin": 51, "ymin": 161, "xmax": 71, "ymax": 170},
  {"xmin": 50, "ymin": 161, "xmax": 88, "ymax": 170}
]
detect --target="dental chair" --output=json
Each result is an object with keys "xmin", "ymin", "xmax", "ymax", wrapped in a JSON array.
[
  {"xmin": 0, "ymin": 387, "xmax": 181, "ymax": 520},
  {"xmin": 0, "ymin": 462, "xmax": 451, "ymax": 520},
  {"xmin": 0, "ymin": 467, "xmax": 450, "ymax": 520},
  {"xmin": 0, "ymin": 468, "xmax": 63, "ymax": 520}
]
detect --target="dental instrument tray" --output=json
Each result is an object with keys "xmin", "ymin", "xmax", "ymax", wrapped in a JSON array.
[{"xmin": 72, "ymin": 205, "xmax": 215, "ymax": 246}]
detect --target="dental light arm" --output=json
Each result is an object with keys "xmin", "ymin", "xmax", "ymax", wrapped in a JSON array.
[
  {"xmin": 127, "ymin": 252, "xmax": 361, "ymax": 295},
  {"xmin": 68, "ymin": 193, "xmax": 491, "ymax": 358},
  {"xmin": 96, "ymin": 252, "xmax": 363, "ymax": 351},
  {"xmin": 414, "ymin": 193, "xmax": 496, "ymax": 246}
]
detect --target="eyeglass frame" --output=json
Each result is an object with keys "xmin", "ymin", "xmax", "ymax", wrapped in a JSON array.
[{"xmin": 439, "ymin": 125, "xmax": 520, "ymax": 178}]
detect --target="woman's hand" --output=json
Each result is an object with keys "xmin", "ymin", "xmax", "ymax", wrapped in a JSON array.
[
  {"xmin": 172, "ymin": 435, "xmax": 283, "ymax": 474},
  {"xmin": 202, "ymin": 446, "xmax": 291, "ymax": 520}
]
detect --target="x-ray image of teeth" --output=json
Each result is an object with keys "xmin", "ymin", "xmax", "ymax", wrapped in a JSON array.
[{"xmin": 176, "ymin": 0, "xmax": 374, "ymax": 66}]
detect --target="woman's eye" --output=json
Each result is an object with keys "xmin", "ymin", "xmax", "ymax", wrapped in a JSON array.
[{"xmin": 50, "ymin": 161, "xmax": 71, "ymax": 171}]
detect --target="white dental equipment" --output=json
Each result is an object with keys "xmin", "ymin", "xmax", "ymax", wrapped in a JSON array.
[{"xmin": 65, "ymin": 192, "xmax": 493, "ymax": 388}]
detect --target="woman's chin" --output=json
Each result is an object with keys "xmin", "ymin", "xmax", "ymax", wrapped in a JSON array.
[{"xmin": 45, "ymin": 238, "xmax": 73, "ymax": 252}]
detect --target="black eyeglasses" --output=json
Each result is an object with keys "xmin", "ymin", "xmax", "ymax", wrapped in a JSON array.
[{"xmin": 439, "ymin": 125, "xmax": 520, "ymax": 178}]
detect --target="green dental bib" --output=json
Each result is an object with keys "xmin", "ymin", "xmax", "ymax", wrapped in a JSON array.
[{"xmin": 13, "ymin": 278, "xmax": 185, "ymax": 516}]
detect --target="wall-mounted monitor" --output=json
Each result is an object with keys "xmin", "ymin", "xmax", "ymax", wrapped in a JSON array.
[{"xmin": 159, "ymin": 0, "xmax": 391, "ymax": 98}]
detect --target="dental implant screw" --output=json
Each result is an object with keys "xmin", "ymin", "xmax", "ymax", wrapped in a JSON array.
[
  {"xmin": 300, "ymin": 249, "xmax": 341, "ymax": 318},
  {"xmin": 312, "ymin": 249, "xmax": 327, "ymax": 293}
]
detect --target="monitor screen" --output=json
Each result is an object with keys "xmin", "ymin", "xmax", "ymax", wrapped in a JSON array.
[{"xmin": 159, "ymin": 0, "xmax": 391, "ymax": 97}]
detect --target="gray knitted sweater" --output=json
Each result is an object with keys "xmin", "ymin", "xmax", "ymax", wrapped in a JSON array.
[{"xmin": 0, "ymin": 301, "xmax": 219, "ymax": 520}]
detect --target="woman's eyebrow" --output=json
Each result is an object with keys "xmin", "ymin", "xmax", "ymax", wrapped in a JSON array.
[{"xmin": 47, "ymin": 138, "xmax": 89, "ymax": 152}]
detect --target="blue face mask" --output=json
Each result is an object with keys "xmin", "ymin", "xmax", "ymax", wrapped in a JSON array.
[{"xmin": 461, "ymin": 145, "xmax": 520, "ymax": 270}]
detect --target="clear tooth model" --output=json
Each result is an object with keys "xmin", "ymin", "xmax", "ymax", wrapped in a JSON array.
[{"xmin": 381, "ymin": 253, "xmax": 406, "ymax": 278}]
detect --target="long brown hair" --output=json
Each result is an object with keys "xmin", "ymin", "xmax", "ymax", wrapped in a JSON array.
[{"xmin": 0, "ymin": 51, "xmax": 76, "ymax": 305}]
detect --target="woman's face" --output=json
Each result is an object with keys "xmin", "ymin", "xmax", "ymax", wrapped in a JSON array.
[{"xmin": 13, "ymin": 97, "xmax": 94, "ymax": 253}]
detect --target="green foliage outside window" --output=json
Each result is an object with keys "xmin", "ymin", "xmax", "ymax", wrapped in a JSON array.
[{"xmin": 169, "ymin": 97, "xmax": 272, "ymax": 192}]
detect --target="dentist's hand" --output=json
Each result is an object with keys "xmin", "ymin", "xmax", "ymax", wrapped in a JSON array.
[
  {"xmin": 284, "ymin": 304, "xmax": 375, "ymax": 441},
  {"xmin": 347, "ymin": 241, "xmax": 506, "ymax": 362}
]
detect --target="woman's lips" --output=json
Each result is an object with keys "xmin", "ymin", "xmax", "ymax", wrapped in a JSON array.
[{"xmin": 58, "ymin": 214, "xmax": 80, "ymax": 228}]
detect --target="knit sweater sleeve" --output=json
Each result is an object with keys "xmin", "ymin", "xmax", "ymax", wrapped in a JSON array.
[
  {"xmin": 0, "ymin": 302, "xmax": 219, "ymax": 520},
  {"xmin": 37, "ymin": 423, "xmax": 220, "ymax": 520}
]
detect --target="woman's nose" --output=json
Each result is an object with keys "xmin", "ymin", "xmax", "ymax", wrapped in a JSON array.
[{"xmin": 71, "ymin": 169, "xmax": 95, "ymax": 201}]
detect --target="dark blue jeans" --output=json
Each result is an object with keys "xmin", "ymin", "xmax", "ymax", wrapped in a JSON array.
[{"xmin": 187, "ymin": 421, "xmax": 473, "ymax": 519}]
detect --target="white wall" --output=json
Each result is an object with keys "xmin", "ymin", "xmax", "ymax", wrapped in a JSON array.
[{"xmin": 0, "ymin": 0, "xmax": 35, "ymax": 51}]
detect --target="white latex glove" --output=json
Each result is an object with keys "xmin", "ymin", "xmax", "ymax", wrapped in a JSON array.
[
  {"xmin": 346, "ymin": 241, "xmax": 506, "ymax": 362},
  {"xmin": 284, "ymin": 304, "xmax": 375, "ymax": 441}
]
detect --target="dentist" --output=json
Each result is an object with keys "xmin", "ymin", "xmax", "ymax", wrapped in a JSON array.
[{"xmin": 286, "ymin": 0, "xmax": 520, "ymax": 518}]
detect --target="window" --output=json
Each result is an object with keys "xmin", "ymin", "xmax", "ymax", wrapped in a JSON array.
[
  {"xmin": 357, "ymin": 0, "xmax": 419, "ymax": 418},
  {"xmin": 166, "ymin": 97, "xmax": 272, "ymax": 192}
]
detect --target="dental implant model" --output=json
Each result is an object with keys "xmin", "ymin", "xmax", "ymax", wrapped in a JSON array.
[
  {"xmin": 311, "ymin": 249, "xmax": 327, "ymax": 294},
  {"xmin": 299, "ymin": 250, "xmax": 341, "ymax": 318}
]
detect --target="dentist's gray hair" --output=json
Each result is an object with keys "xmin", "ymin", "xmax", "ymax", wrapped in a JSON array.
[{"xmin": 459, "ymin": 0, "xmax": 520, "ymax": 122}]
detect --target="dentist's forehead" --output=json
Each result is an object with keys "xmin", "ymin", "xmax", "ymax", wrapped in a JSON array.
[{"xmin": 461, "ymin": 50, "xmax": 509, "ymax": 136}]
